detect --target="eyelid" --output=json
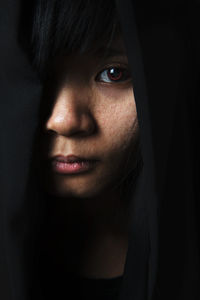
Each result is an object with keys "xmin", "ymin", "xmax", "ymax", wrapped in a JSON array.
[{"xmin": 97, "ymin": 61, "xmax": 129, "ymax": 71}]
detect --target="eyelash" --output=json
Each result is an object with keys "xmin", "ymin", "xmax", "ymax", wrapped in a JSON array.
[{"xmin": 95, "ymin": 65, "xmax": 131, "ymax": 83}]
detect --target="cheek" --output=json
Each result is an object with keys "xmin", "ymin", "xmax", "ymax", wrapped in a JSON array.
[{"xmin": 97, "ymin": 87, "xmax": 138, "ymax": 153}]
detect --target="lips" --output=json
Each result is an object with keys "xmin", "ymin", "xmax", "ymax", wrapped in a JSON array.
[{"xmin": 48, "ymin": 155, "xmax": 99, "ymax": 174}]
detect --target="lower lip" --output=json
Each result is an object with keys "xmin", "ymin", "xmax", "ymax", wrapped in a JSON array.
[{"xmin": 51, "ymin": 160, "xmax": 98, "ymax": 174}]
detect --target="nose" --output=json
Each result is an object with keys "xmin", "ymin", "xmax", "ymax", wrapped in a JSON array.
[{"xmin": 44, "ymin": 87, "xmax": 95, "ymax": 137}]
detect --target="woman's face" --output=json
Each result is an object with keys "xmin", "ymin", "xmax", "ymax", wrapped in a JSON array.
[{"xmin": 39, "ymin": 36, "xmax": 139, "ymax": 199}]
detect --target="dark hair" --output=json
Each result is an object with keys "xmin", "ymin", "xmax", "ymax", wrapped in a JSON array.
[{"xmin": 30, "ymin": 0, "xmax": 121, "ymax": 78}]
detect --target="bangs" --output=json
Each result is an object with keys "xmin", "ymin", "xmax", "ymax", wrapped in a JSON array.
[{"xmin": 31, "ymin": 0, "xmax": 120, "ymax": 78}]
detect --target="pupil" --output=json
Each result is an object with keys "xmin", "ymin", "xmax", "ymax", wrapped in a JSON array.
[{"xmin": 109, "ymin": 68, "xmax": 122, "ymax": 80}]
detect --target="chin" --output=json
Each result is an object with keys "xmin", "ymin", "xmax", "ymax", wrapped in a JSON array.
[
  {"xmin": 43, "ymin": 176, "xmax": 104, "ymax": 199},
  {"xmin": 41, "ymin": 166, "xmax": 121, "ymax": 200}
]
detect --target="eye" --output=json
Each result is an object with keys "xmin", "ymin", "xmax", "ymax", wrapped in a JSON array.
[{"xmin": 95, "ymin": 66, "xmax": 131, "ymax": 83}]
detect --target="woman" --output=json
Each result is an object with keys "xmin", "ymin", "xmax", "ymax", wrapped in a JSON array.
[
  {"xmin": 0, "ymin": 0, "xmax": 199, "ymax": 300},
  {"xmin": 31, "ymin": 1, "xmax": 142, "ymax": 298}
]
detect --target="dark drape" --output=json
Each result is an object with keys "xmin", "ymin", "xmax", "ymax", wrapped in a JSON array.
[{"xmin": 116, "ymin": 0, "xmax": 200, "ymax": 299}]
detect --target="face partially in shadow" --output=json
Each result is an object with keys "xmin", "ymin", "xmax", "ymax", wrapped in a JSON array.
[{"xmin": 38, "ymin": 35, "xmax": 140, "ymax": 200}]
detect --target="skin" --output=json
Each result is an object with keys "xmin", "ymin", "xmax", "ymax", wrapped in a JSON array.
[{"xmin": 39, "ymin": 35, "xmax": 140, "ymax": 279}]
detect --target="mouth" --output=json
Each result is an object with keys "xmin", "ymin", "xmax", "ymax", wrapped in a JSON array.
[{"xmin": 48, "ymin": 155, "xmax": 99, "ymax": 174}]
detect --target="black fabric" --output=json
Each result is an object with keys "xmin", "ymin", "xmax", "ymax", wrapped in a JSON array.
[
  {"xmin": 116, "ymin": 1, "xmax": 200, "ymax": 299},
  {"xmin": 42, "ymin": 273, "xmax": 123, "ymax": 300},
  {"xmin": 67, "ymin": 275, "xmax": 123, "ymax": 300},
  {"xmin": 0, "ymin": 1, "xmax": 200, "ymax": 300}
]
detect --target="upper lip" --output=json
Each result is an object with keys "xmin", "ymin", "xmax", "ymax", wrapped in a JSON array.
[{"xmin": 51, "ymin": 155, "xmax": 97, "ymax": 163}]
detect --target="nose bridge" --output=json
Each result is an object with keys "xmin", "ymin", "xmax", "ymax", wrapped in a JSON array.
[{"xmin": 45, "ymin": 86, "xmax": 95, "ymax": 136}]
